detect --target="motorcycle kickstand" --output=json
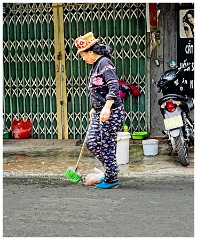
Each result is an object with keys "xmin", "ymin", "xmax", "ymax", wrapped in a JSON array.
[
  {"xmin": 168, "ymin": 146, "xmax": 173, "ymax": 156},
  {"xmin": 167, "ymin": 141, "xmax": 173, "ymax": 156},
  {"xmin": 162, "ymin": 131, "xmax": 168, "ymax": 140}
]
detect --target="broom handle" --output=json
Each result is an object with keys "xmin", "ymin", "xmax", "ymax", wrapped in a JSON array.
[{"xmin": 74, "ymin": 139, "xmax": 86, "ymax": 172}]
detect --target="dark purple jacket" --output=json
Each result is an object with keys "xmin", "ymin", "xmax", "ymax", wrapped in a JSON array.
[{"xmin": 88, "ymin": 56, "xmax": 122, "ymax": 112}]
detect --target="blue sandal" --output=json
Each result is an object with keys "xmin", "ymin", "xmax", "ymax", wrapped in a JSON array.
[
  {"xmin": 95, "ymin": 181, "xmax": 119, "ymax": 189},
  {"xmin": 99, "ymin": 166, "xmax": 121, "ymax": 183}
]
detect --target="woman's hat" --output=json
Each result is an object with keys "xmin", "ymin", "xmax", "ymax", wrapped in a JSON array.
[{"xmin": 75, "ymin": 32, "xmax": 99, "ymax": 54}]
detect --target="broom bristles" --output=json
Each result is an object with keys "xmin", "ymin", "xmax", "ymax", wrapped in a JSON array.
[{"xmin": 64, "ymin": 168, "xmax": 81, "ymax": 183}]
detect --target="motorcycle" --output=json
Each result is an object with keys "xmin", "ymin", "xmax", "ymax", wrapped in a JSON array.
[{"xmin": 157, "ymin": 62, "xmax": 194, "ymax": 166}]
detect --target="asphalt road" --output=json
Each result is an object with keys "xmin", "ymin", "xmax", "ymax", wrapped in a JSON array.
[{"xmin": 3, "ymin": 176, "xmax": 194, "ymax": 237}]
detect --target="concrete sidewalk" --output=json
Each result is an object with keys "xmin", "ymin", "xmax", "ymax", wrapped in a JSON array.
[{"xmin": 3, "ymin": 138, "xmax": 194, "ymax": 179}]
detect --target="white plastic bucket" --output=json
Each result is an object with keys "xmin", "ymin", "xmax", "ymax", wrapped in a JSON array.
[
  {"xmin": 142, "ymin": 139, "xmax": 159, "ymax": 156},
  {"xmin": 116, "ymin": 132, "xmax": 131, "ymax": 164}
]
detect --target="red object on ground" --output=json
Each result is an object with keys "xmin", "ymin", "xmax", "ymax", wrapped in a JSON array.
[{"xmin": 11, "ymin": 118, "xmax": 32, "ymax": 139}]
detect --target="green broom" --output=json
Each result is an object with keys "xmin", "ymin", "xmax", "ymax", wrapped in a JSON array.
[{"xmin": 64, "ymin": 137, "xmax": 86, "ymax": 183}]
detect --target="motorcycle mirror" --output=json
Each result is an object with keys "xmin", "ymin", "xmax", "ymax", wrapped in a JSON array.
[{"xmin": 169, "ymin": 61, "xmax": 177, "ymax": 68}]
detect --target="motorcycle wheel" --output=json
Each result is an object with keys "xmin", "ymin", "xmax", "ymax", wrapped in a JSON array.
[
  {"xmin": 188, "ymin": 119, "xmax": 194, "ymax": 146},
  {"xmin": 174, "ymin": 129, "xmax": 189, "ymax": 166}
]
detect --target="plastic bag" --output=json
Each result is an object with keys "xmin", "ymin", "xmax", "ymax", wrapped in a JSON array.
[
  {"xmin": 11, "ymin": 118, "xmax": 32, "ymax": 139},
  {"xmin": 84, "ymin": 168, "xmax": 104, "ymax": 186}
]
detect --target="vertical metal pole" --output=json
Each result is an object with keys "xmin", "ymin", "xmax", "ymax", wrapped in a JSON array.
[
  {"xmin": 46, "ymin": 3, "xmax": 53, "ymax": 139},
  {"xmin": 137, "ymin": 4, "xmax": 140, "ymax": 129},
  {"xmin": 13, "ymin": 3, "xmax": 19, "ymax": 118},
  {"xmin": 53, "ymin": 3, "xmax": 62, "ymax": 139},
  {"xmin": 57, "ymin": 5, "xmax": 64, "ymax": 139},
  {"xmin": 120, "ymin": 3, "xmax": 124, "ymax": 80},
  {"xmin": 33, "ymin": 3, "xmax": 40, "ymax": 138},
  {"xmin": 77, "ymin": 5, "xmax": 82, "ymax": 137},
  {"xmin": 129, "ymin": 3, "xmax": 133, "ymax": 131},
  {"xmin": 59, "ymin": 5, "xmax": 68, "ymax": 139},
  {"xmin": 53, "ymin": 3, "xmax": 68, "ymax": 139},
  {"xmin": 105, "ymin": 3, "xmax": 109, "ymax": 45},
  {"xmin": 19, "ymin": 3, "xmax": 26, "ymax": 117},
  {"xmin": 113, "ymin": 4, "xmax": 117, "ymax": 67},
  {"xmin": 68, "ymin": 4, "xmax": 75, "ymax": 138},
  {"xmin": 98, "ymin": 4, "xmax": 101, "ymax": 40},
  {"xmin": 7, "ymin": 11, "xmax": 13, "ymax": 123},
  {"xmin": 40, "ymin": 4, "xmax": 47, "ymax": 138},
  {"xmin": 27, "ymin": 4, "xmax": 33, "ymax": 135},
  {"xmin": 83, "ymin": 4, "xmax": 89, "ymax": 135},
  {"xmin": 146, "ymin": 5, "xmax": 151, "ymax": 133},
  {"xmin": 83, "ymin": 4, "xmax": 90, "ymax": 133}
]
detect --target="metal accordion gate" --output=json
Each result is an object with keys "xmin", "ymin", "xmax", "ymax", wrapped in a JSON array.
[
  {"xmin": 3, "ymin": 3, "xmax": 57, "ymax": 139},
  {"xmin": 3, "ymin": 3, "xmax": 147, "ymax": 139}
]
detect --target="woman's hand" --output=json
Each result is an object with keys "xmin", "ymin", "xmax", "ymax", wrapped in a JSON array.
[
  {"xmin": 100, "ymin": 107, "xmax": 111, "ymax": 122},
  {"xmin": 100, "ymin": 100, "xmax": 114, "ymax": 122},
  {"xmin": 89, "ymin": 108, "xmax": 95, "ymax": 122}
]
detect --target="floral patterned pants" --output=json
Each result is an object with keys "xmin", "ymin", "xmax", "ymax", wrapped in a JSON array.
[{"xmin": 85, "ymin": 105, "xmax": 124, "ymax": 183}]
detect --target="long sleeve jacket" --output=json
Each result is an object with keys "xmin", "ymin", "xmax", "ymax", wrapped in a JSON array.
[{"xmin": 88, "ymin": 56, "xmax": 122, "ymax": 112}]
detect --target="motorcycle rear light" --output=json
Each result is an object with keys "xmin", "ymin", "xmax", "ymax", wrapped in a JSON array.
[{"xmin": 166, "ymin": 100, "xmax": 176, "ymax": 112}]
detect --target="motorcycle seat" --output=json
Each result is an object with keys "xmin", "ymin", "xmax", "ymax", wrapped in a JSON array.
[{"xmin": 158, "ymin": 94, "xmax": 186, "ymax": 105}]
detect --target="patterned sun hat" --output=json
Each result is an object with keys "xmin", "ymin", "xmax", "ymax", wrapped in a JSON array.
[{"xmin": 75, "ymin": 32, "xmax": 99, "ymax": 54}]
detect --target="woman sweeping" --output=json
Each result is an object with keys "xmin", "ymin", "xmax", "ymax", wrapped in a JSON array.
[{"xmin": 75, "ymin": 32, "xmax": 124, "ymax": 189}]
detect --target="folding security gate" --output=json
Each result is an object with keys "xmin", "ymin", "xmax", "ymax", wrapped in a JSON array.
[
  {"xmin": 63, "ymin": 3, "xmax": 147, "ymax": 139},
  {"xmin": 3, "ymin": 3, "xmax": 147, "ymax": 139},
  {"xmin": 3, "ymin": 3, "xmax": 57, "ymax": 139}
]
